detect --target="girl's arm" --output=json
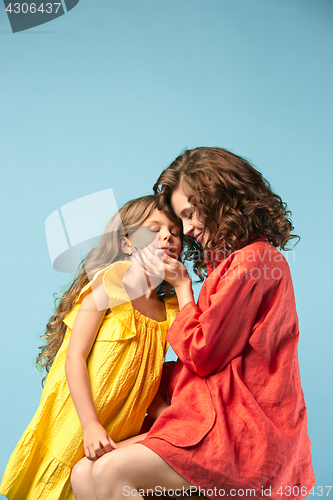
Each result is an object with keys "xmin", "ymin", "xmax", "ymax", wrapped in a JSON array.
[{"xmin": 65, "ymin": 277, "xmax": 118, "ymax": 461}]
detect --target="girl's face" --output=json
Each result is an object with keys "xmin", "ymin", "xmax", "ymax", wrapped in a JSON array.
[
  {"xmin": 128, "ymin": 208, "xmax": 182, "ymax": 260},
  {"xmin": 171, "ymin": 186, "xmax": 207, "ymax": 246}
]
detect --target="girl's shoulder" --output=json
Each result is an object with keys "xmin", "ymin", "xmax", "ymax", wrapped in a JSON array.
[
  {"xmin": 101, "ymin": 260, "xmax": 132, "ymax": 307},
  {"xmin": 75, "ymin": 260, "xmax": 131, "ymax": 305},
  {"xmin": 63, "ymin": 260, "xmax": 131, "ymax": 330}
]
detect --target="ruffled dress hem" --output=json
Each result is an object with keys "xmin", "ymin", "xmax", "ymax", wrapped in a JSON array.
[{"xmin": 0, "ymin": 428, "xmax": 73, "ymax": 500}]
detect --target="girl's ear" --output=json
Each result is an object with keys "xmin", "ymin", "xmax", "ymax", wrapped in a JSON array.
[{"xmin": 120, "ymin": 236, "xmax": 132, "ymax": 256}]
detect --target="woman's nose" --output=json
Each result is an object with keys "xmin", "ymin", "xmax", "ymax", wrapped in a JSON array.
[{"xmin": 183, "ymin": 223, "xmax": 193, "ymax": 236}]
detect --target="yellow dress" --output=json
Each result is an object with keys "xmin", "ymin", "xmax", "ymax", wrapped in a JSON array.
[{"xmin": 0, "ymin": 261, "xmax": 178, "ymax": 500}]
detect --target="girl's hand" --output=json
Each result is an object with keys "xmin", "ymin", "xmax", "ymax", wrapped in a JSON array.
[
  {"xmin": 133, "ymin": 244, "xmax": 190, "ymax": 289},
  {"xmin": 83, "ymin": 421, "xmax": 118, "ymax": 461}
]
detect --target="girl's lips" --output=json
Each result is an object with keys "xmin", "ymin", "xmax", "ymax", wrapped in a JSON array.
[
  {"xmin": 160, "ymin": 247, "xmax": 178, "ymax": 258},
  {"xmin": 160, "ymin": 247, "xmax": 174, "ymax": 253},
  {"xmin": 194, "ymin": 232, "xmax": 203, "ymax": 242}
]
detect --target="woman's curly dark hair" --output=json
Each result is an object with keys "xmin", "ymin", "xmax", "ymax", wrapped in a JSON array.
[{"xmin": 154, "ymin": 147, "xmax": 299, "ymax": 280}]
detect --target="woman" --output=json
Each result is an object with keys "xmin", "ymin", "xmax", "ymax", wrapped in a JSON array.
[{"xmin": 72, "ymin": 147, "xmax": 315, "ymax": 500}]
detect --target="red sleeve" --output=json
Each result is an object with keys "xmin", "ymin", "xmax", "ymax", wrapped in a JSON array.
[{"xmin": 167, "ymin": 270, "xmax": 263, "ymax": 377}]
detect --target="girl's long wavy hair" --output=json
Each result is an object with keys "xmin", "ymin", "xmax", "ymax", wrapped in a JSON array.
[
  {"xmin": 36, "ymin": 195, "xmax": 183, "ymax": 378},
  {"xmin": 154, "ymin": 147, "xmax": 299, "ymax": 280}
]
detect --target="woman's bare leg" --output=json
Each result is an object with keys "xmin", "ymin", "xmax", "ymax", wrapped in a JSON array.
[
  {"xmin": 92, "ymin": 444, "xmax": 194, "ymax": 500},
  {"xmin": 71, "ymin": 457, "xmax": 97, "ymax": 500}
]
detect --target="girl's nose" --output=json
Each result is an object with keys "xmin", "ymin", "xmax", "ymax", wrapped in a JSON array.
[{"xmin": 160, "ymin": 230, "xmax": 172, "ymax": 241}]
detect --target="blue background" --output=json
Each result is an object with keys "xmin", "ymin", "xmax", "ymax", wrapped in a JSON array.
[{"xmin": 1, "ymin": 0, "xmax": 332, "ymax": 492}]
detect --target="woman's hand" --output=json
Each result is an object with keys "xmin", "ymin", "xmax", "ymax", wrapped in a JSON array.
[
  {"xmin": 133, "ymin": 244, "xmax": 195, "ymax": 309},
  {"xmin": 134, "ymin": 244, "xmax": 189, "ymax": 288},
  {"xmin": 83, "ymin": 421, "xmax": 118, "ymax": 461}
]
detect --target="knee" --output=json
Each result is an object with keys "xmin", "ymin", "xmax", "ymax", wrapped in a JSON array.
[
  {"xmin": 71, "ymin": 459, "xmax": 91, "ymax": 490},
  {"xmin": 92, "ymin": 450, "xmax": 128, "ymax": 495},
  {"xmin": 92, "ymin": 452, "xmax": 117, "ymax": 483}
]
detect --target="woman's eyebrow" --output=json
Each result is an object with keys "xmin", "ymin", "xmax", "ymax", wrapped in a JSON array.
[{"xmin": 179, "ymin": 208, "xmax": 192, "ymax": 217}]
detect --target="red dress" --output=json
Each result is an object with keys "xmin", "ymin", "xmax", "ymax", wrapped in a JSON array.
[{"xmin": 141, "ymin": 239, "xmax": 315, "ymax": 499}]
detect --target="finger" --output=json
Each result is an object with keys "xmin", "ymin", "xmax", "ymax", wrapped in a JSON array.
[
  {"xmin": 86, "ymin": 446, "xmax": 100, "ymax": 462},
  {"xmin": 134, "ymin": 246, "xmax": 165, "ymax": 282},
  {"xmin": 133, "ymin": 250, "xmax": 147, "ymax": 271},
  {"xmin": 85, "ymin": 446, "xmax": 93, "ymax": 461},
  {"xmin": 108, "ymin": 436, "xmax": 119, "ymax": 449},
  {"xmin": 134, "ymin": 246, "xmax": 146, "ymax": 268},
  {"xmin": 136, "ymin": 244, "xmax": 156, "ymax": 260},
  {"xmin": 142, "ymin": 244, "xmax": 163, "ymax": 260},
  {"xmin": 135, "ymin": 246, "xmax": 158, "ymax": 272},
  {"xmin": 160, "ymin": 251, "xmax": 172, "ymax": 262},
  {"xmin": 140, "ymin": 245, "xmax": 165, "ymax": 269},
  {"xmin": 163, "ymin": 249, "xmax": 179, "ymax": 260},
  {"xmin": 94, "ymin": 445, "xmax": 106, "ymax": 458},
  {"xmin": 140, "ymin": 243, "xmax": 153, "ymax": 254},
  {"xmin": 101, "ymin": 439, "xmax": 113, "ymax": 453}
]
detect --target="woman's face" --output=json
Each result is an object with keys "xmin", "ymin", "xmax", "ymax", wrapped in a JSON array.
[
  {"xmin": 170, "ymin": 186, "xmax": 207, "ymax": 246},
  {"xmin": 128, "ymin": 208, "xmax": 182, "ymax": 260}
]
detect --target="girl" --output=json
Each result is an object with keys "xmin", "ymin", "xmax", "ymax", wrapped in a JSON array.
[
  {"xmin": 72, "ymin": 147, "xmax": 315, "ymax": 500},
  {"xmin": 0, "ymin": 195, "xmax": 183, "ymax": 500}
]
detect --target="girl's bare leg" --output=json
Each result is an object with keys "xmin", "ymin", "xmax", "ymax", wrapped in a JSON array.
[
  {"xmin": 71, "ymin": 434, "xmax": 149, "ymax": 499},
  {"xmin": 92, "ymin": 444, "xmax": 194, "ymax": 500},
  {"xmin": 71, "ymin": 457, "xmax": 97, "ymax": 500}
]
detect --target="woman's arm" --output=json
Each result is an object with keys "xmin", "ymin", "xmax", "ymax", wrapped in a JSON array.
[
  {"xmin": 168, "ymin": 268, "xmax": 263, "ymax": 377},
  {"xmin": 65, "ymin": 277, "xmax": 118, "ymax": 461},
  {"xmin": 134, "ymin": 244, "xmax": 263, "ymax": 376}
]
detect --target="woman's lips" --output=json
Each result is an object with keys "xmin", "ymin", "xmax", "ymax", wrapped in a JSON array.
[{"xmin": 194, "ymin": 232, "xmax": 203, "ymax": 242}]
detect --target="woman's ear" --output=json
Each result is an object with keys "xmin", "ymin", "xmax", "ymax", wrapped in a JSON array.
[{"xmin": 120, "ymin": 236, "xmax": 132, "ymax": 256}]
